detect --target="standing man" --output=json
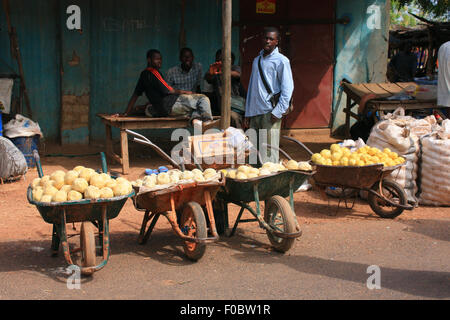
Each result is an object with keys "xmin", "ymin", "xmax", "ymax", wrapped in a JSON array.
[
  {"xmin": 166, "ymin": 48, "xmax": 203, "ymax": 93},
  {"xmin": 120, "ymin": 49, "xmax": 213, "ymax": 125},
  {"xmin": 244, "ymin": 27, "xmax": 294, "ymax": 163},
  {"xmin": 437, "ymin": 41, "xmax": 450, "ymax": 118}
]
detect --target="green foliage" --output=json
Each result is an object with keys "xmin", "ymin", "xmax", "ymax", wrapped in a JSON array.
[{"xmin": 392, "ymin": 0, "xmax": 449, "ymax": 18}]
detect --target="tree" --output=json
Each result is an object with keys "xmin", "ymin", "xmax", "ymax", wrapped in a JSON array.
[{"xmin": 392, "ymin": 0, "xmax": 450, "ymax": 18}]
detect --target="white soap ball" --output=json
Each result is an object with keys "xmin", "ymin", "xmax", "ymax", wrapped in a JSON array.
[
  {"xmin": 106, "ymin": 179, "xmax": 118, "ymax": 189},
  {"xmin": 236, "ymin": 172, "xmax": 248, "ymax": 180},
  {"xmin": 51, "ymin": 174, "xmax": 65, "ymax": 190},
  {"xmin": 90, "ymin": 173, "xmax": 107, "ymax": 189},
  {"xmin": 73, "ymin": 166, "xmax": 85, "ymax": 174},
  {"xmin": 44, "ymin": 186, "xmax": 59, "ymax": 197},
  {"xmin": 227, "ymin": 170, "xmax": 237, "ymax": 179},
  {"xmin": 249, "ymin": 167, "xmax": 260, "ymax": 175},
  {"xmin": 170, "ymin": 175, "xmax": 180, "ymax": 184},
  {"xmin": 132, "ymin": 179, "xmax": 143, "ymax": 187},
  {"xmin": 143, "ymin": 174, "xmax": 157, "ymax": 184},
  {"xmin": 40, "ymin": 195, "xmax": 53, "ymax": 203},
  {"xmin": 169, "ymin": 170, "xmax": 182, "ymax": 177},
  {"xmin": 238, "ymin": 165, "xmax": 251, "ymax": 174},
  {"xmin": 181, "ymin": 171, "xmax": 194, "ymax": 180},
  {"xmin": 79, "ymin": 168, "xmax": 96, "ymax": 183},
  {"xmin": 64, "ymin": 170, "xmax": 79, "ymax": 185},
  {"xmin": 258, "ymin": 169, "xmax": 271, "ymax": 176},
  {"xmin": 60, "ymin": 185, "xmax": 72, "ymax": 193},
  {"xmin": 52, "ymin": 190, "xmax": 68, "ymax": 202},
  {"xmin": 100, "ymin": 187, "xmax": 114, "ymax": 199},
  {"xmin": 192, "ymin": 169, "xmax": 203, "ymax": 176},
  {"xmin": 113, "ymin": 183, "xmax": 130, "ymax": 197},
  {"xmin": 298, "ymin": 162, "xmax": 312, "ymax": 171},
  {"xmin": 42, "ymin": 180, "xmax": 56, "ymax": 189},
  {"xmin": 31, "ymin": 178, "xmax": 41, "ymax": 189},
  {"xmin": 286, "ymin": 160, "xmax": 299, "ymax": 170},
  {"xmin": 157, "ymin": 173, "xmax": 171, "ymax": 185},
  {"xmin": 40, "ymin": 175, "xmax": 51, "ymax": 186},
  {"xmin": 33, "ymin": 188, "xmax": 44, "ymax": 202},
  {"xmin": 51, "ymin": 170, "xmax": 66, "ymax": 180},
  {"xmin": 143, "ymin": 179, "xmax": 156, "ymax": 188},
  {"xmin": 115, "ymin": 177, "xmax": 129, "ymax": 185},
  {"xmin": 247, "ymin": 173, "xmax": 258, "ymax": 179},
  {"xmin": 67, "ymin": 190, "xmax": 83, "ymax": 201},
  {"xmin": 204, "ymin": 168, "xmax": 217, "ymax": 176},
  {"xmin": 72, "ymin": 178, "xmax": 89, "ymax": 193},
  {"xmin": 194, "ymin": 174, "xmax": 206, "ymax": 182},
  {"xmin": 84, "ymin": 186, "xmax": 101, "ymax": 199}
]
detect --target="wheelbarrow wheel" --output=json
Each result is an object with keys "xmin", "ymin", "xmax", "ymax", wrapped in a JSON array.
[
  {"xmin": 180, "ymin": 202, "xmax": 207, "ymax": 261},
  {"xmin": 80, "ymin": 222, "xmax": 97, "ymax": 269},
  {"xmin": 264, "ymin": 196, "xmax": 296, "ymax": 253},
  {"xmin": 368, "ymin": 179, "xmax": 407, "ymax": 219}
]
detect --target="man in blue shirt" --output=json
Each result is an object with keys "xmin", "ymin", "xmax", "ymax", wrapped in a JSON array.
[{"xmin": 244, "ymin": 27, "xmax": 294, "ymax": 164}]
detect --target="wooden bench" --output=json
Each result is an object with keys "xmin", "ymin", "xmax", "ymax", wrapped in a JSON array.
[
  {"xmin": 342, "ymin": 81, "xmax": 438, "ymax": 138},
  {"xmin": 97, "ymin": 114, "xmax": 220, "ymax": 175}
]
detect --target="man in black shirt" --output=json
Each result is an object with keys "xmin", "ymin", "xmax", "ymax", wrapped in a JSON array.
[
  {"xmin": 120, "ymin": 49, "xmax": 213, "ymax": 123},
  {"xmin": 389, "ymin": 42, "xmax": 417, "ymax": 82}
]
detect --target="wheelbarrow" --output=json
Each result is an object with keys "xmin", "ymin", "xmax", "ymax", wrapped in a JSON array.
[
  {"xmin": 214, "ymin": 143, "xmax": 314, "ymax": 253},
  {"xmin": 282, "ymin": 136, "xmax": 414, "ymax": 218},
  {"xmin": 126, "ymin": 130, "xmax": 225, "ymax": 261},
  {"xmin": 27, "ymin": 151, "xmax": 135, "ymax": 276}
]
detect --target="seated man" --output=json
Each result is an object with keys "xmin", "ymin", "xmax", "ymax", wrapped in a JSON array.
[
  {"xmin": 120, "ymin": 49, "xmax": 213, "ymax": 125},
  {"xmin": 166, "ymin": 47, "xmax": 203, "ymax": 93},
  {"xmin": 204, "ymin": 49, "xmax": 246, "ymax": 128}
]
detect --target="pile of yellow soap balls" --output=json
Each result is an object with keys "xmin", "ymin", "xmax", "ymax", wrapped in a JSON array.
[
  {"xmin": 30, "ymin": 166, "xmax": 133, "ymax": 203},
  {"xmin": 311, "ymin": 144, "xmax": 406, "ymax": 167},
  {"xmin": 221, "ymin": 162, "xmax": 301, "ymax": 180},
  {"xmin": 132, "ymin": 168, "xmax": 220, "ymax": 189}
]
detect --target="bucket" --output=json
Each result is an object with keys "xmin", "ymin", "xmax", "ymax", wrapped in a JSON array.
[{"xmin": 10, "ymin": 135, "xmax": 40, "ymax": 168}]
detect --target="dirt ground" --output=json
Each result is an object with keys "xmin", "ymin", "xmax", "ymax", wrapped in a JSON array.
[
  {"xmin": 1, "ymin": 130, "xmax": 447, "ymax": 241},
  {"xmin": 0, "ymin": 130, "xmax": 449, "ymax": 300}
]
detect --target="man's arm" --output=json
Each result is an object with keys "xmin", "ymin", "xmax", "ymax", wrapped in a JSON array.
[{"xmin": 271, "ymin": 59, "xmax": 294, "ymax": 121}]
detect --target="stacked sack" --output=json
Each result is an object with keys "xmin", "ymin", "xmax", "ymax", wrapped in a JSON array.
[
  {"xmin": 366, "ymin": 108, "xmax": 436, "ymax": 203},
  {"xmin": 419, "ymin": 119, "xmax": 450, "ymax": 206}
]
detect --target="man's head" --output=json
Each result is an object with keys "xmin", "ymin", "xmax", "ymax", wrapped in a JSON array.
[
  {"xmin": 215, "ymin": 49, "xmax": 236, "ymax": 65},
  {"xmin": 180, "ymin": 47, "xmax": 194, "ymax": 71},
  {"xmin": 262, "ymin": 27, "xmax": 280, "ymax": 54},
  {"xmin": 147, "ymin": 49, "xmax": 162, "ymax": 69}
]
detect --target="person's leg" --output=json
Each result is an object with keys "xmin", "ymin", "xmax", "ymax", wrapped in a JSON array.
[
  {"xmin": 170, "ymin": 94, "xmax": 213, "ymax": 121},
  {"xmin": 230, "ymin": 111, "xmax": 243, "ymax": 129},
  {"xmin": 261, "ymin": 113, "xmax": 282, "ymax": 163}
]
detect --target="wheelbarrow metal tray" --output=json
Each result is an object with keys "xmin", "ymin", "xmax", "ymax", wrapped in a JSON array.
[
  {"xmin": 133, "ymin": 178, "xmax": 225, "ymax": 212},
  {"xmin": 222, "ymin": 170, "xmax": 313, "ymax": 203},
  {"xmin": 312, "ymin": 164, "xmax": 403, "ymax": 189},
  {"xmin": 27, "ymin": 187, "xmax": 134, "ymax": 224}
]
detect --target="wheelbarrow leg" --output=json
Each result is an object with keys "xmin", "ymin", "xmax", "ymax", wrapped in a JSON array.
[
  {"xmin": 51, "ymin": 224, "xmax": 60, "ymax": 257},
  {"xmin": 230, "ymin": 207, "xmax": 245, "ymax": 237},
  {"xmin": 138, "ymin": 210, "xmax": 160, "ymax": 245}
]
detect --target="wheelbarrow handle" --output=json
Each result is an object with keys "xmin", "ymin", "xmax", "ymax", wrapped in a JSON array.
[
  {"xmin": 262, "ymin": 143, "xmax": 293, "ymax": 161},
  {"xmin": 281, "ymin": 136, "xmax": 314, "ymax": 156},
  {"xmin": 132, "ymin": 137, "xmax": 182, "ymax": 170},
  {"xmin": 33, "ymin": 150, "xmax": 44, "ymax": 178}
]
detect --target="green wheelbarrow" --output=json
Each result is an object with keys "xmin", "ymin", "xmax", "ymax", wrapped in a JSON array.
[
  {"xmin": 214, "ymin": 143, "xmax": 314, "ymax": 253},
  {"xmin": 27, "ymin": 151, "xmax": 134, "ymax": 276}
]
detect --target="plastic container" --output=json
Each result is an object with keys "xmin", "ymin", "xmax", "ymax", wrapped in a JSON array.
[{"xmin": 9, "ymin": 135, "xmax": 39, "ymax": 168}]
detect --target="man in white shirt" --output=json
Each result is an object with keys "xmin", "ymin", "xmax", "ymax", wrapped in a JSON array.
[{"xmin": 437, "ymin": 41, "xmax": 450, "ymax": 117}]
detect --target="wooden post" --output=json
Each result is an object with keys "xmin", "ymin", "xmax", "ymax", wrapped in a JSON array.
[{"xmin": 221, "ymin": 0, "xmax": 232, "ymax": 130}]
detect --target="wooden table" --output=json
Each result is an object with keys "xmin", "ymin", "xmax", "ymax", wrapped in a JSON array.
[
  {"xmin": 342, "ymin": 81, "xmax": 438, "ymax": 138},
  {"xmin": 97, "ymin": 114, "xmax": 220, "ymax": 175}
]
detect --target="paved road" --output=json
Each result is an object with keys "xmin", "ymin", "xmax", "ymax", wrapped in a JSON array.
[{"xmin": 1, "ymin": 215, "xmax": 448, "ymax": 301}]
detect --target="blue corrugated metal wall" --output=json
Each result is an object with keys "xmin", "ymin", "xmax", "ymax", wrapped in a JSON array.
[
  {"xmin": 332, "ymin": 0, "xmax": 390, "ymax": 132},
  {"xmin": 1, "ymin": 0, "xmax": 239, "ymax": 143},
  {"xmin": 0, "ymin": 0, "xmax": 61, "ymax": 140}
]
